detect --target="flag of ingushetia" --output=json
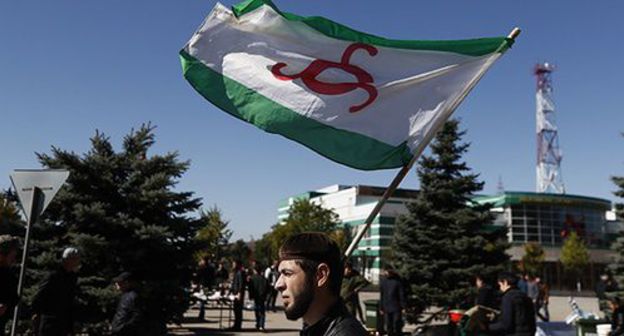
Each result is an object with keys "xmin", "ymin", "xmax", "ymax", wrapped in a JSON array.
[{"xmin": 181, "ymin": 0, "xmax": 514, "ymax": 170}]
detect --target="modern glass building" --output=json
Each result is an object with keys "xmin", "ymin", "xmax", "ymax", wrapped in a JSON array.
[
  {"xmin": 475, "ymin": 192, "xmax": 617, "ymax": 290},
  {"xmin": 278, "ymin": 186, "xmax": 619, "ymax": 288}
]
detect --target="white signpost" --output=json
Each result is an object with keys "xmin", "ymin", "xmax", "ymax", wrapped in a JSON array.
[{"xmin": 9, "ymin": 169, "xmax": 69, "ymax": 336}]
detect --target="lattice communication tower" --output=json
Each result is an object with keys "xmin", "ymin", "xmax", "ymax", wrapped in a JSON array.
[{"xmin": 535, "ymin": 63, "xmax": 565, "ymax": 194}]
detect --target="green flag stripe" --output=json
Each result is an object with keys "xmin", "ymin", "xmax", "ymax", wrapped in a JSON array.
[
  {"xmin": 232, "ymin": 0, "xmax": 513, "ymax": 56},
  {"xmin": 180, "ymin": 50, "xmax": 413, "ymax": 170}
]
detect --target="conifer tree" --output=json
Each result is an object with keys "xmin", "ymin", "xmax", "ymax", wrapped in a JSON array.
[
  {"xmin": 610, "ymin": 238, "xmax": 624, "ymax": 292},
  {"xmin": 610, "ymin": 173, "xmax": 624, "ymax": 290},
  {"xmin": 195, "ymin": 205, "xmax": 232, "ymax": 261},
  {"xmin": 24, "ymin": 124, "xmax": 202, "ymax": 333},
  {"xmin": 391, "ymin": 119, "xmax": 509, "ymax": 322},
  {"xmin": 0, "ymin": 190, "xmax": 24, "ymax": 236}
]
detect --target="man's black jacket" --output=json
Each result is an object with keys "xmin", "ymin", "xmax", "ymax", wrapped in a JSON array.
[
  {"xmin": 476, "ymin": 284, "xmax": 498, "ymax": 309},
  {"xmin": 111, "ymin": 290, "xmax": 142, "ymax": 336},
  {"xmin": 611, "ymin": 305, "xmax": 624, "ymax": 336},
  {"xmin": 488, "ymin": 287, "xmax": 536, "ymax": 336},
  {"xmin": 31, "ymin": 267, "xmax": 77, "ymax": 334},
  {"xmin": 248, "ymin": 274, "xmax": 269, "ymax": 304},
  {"xmin": 380, "ymin": 274, "xmax": 406, "ymax": 314},
  {"xmin": 231, "ymin": 269, "xmax": 245, "ymax": 297},
  {"xmin": 300, "ymin": 300, "xmax": 367, "ymax": 336},
  {"xmin": 0, "ymin": 266, "xmax": 18, "ymax": 328}
]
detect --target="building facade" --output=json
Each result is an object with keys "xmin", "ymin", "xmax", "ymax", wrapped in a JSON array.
[
  {"xmin": 475, "ymin": 192, "xmax": 617, "ymax": 290},
  {"xmin": 278, "ymin": 184, "xmax": 415, "ymax": 283},
  {"xmin": 279, "ymin": 185, "xmax": 619, "ymax": 288}
]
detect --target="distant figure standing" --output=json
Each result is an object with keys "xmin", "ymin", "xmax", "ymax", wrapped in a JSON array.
[
  {"xmin": 264, "ymin": 260, "xmax": 279, "ymax": 312},
  {"xmin": 215, "ymin": 262, "xmax": 228, "ymax": 293},
  {"xmin": 229, "ymin": 260, "xmax": 246, "ymax": 331},
  {"xmin": 597, "ymin": 273, "xmax": 619, "ymax": 318},
  {"xmin": 526, "ymin": 276, "xmax": 539, "ymax": 310},
  {"xmin": 340, "ymin": 262, "xmax": 368, "ymax": 322},
  {"xmin": 475, "ymin": 274, "xmax": 497, "ymax": 309},
  {"xmin": 379, "ymin": 266, "xmax": 406, "ymax": 336},
  {"xmin": 487, "ymin": 272, "xmax": 536, "ymax": 336},
  {"xmin": 249, "ymin": 266, "xmax": 269, "ymax": 331},
  {"xmin": 32, "ymin": 247, "xmax": 81, "ymax": 336},
  {"xmin": 517, "ymin": 273, "xmax": 528, "ymax": 294},
  {"xmin": 196, "ymin": 257, "xmax": 215, "ymax": 291},
  {"xmin": 0, "ymin": 236, "xmax": 19, "ymax": 336},
  {"xmin": 608, "ymin": 297, "xmax": 624, "ymax": 336},
  {"xmin": 111, "ymin": 272, "xmax": 142, "ymax": 336},
  {"xmin": 535, "ymin": 278, "xmax": 549, "ymax": 322},
  {"xmin": 194, "ymin": 257, "xmax": 214, "ymax": 320}
]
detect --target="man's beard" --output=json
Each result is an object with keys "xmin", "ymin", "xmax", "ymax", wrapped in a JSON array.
[{"xmin": 285, "ymin": 276, "xmax": 315, "ymax": 320}]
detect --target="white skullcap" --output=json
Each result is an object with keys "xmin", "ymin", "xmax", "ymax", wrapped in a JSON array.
[{"xmin": 62, "ymin": 247, "xmax": 79, "ymax": 260}]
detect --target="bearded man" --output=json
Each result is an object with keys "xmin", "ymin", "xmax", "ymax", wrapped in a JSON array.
[{"xmin": 275, "ymin": 232, "xmax": 367, "ymax": 336}]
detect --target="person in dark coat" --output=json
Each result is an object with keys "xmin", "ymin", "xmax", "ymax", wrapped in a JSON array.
[
  {"xmin": 340, "ymin": 262, "xmax": 369, "ymax": 323},
  {"xmin": 215, "ymin": 262, "xmax": 228, "ymax": 289},
  {"xmin": 597, "ymin": 273, "xmax": 619, "ymax": 318},
  {"xmin": 111, "ymin": 272, "xmax": 142, "ymax": 336},
  {"xmin": 32, "ymin": 247, "xmax": 81, "ymax": 336},
  {"xmin": 608, "ymin": 297, "xmax": 624, "ymax": 336},
  {"xmin": 0, "ymin": 236, "xmax": 19, "ymax": 336},
  {"xmin": 229, "ymin": 260, "xmax": 246, "ymax": 331},
  {"xmin": 194, "ymin": 257, "xmax": 214, "ymax": 321},
  {"xmin": 475, "ymin": 274, "xmax": 497, "ymax": 309},
  {"xmin": 379, "ymin": 266, "xmax": 406, "ymax": 336},
  {"xmin": 487, "ymin": 272, "xmax": 536, "ymax": 336},
  {"xmin": 264, "ymin": 260, "xmax": 279, "ymax": 312},
  {"xmin": 535, "ymin": 278, "xmax": 550, "ymax": 322},
  {"xmin": 248, "ymin": 266, "xmax": 269, "ymax": 331},
  {"xmin": 275, "ymin": 232, "xmax": 367, "ymax": 336}
]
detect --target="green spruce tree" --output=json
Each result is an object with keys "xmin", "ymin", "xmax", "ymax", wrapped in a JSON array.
[
  {"xmin": 0, "ymin": 190, "xmax": 24, "ymax": 236},
  {"xmin": 25, "ymin": 124, "xmax": 202, "ymax": 333},
  {"xmin": 610, "ymin": 172, "xmax": 624, "ymax": 290},
  {"xmin": 391, "ymin": 119, "xmax": 509, "ymax": 322},
  {"xmin": 195, "ymin": 205, "xmax": 232, "ymax": 262},
  {"xmin": 610, "ymin": 236, "xmax": 624, "ymax": 293}
]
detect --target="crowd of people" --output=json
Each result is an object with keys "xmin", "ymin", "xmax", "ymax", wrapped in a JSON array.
[
  {"xmin": 188, "ymin": 236, "xmax": 548, "ymax": 335},
  {"xmin": 189, "ymin": 247, "xmax": 624, "ymax": 336},
  {"xmin": 6, "ymin": 231, "xmax": 624, "ymax": 335},
  {"xmin": 191, "ymin": 257, "xmax": 279, "ymax": 331},
  {"xmin": 189, "ymin": 233, "xmax": 373, "ymax": 334}
]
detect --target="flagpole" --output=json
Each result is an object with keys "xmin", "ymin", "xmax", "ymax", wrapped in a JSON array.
[
  {"xmin": 343, "ymin": 27, "xmax": 521, "ymax": 259},
  {"xmin": 343, "ymin": 144, "xmax": 422, "ymax": 259}
]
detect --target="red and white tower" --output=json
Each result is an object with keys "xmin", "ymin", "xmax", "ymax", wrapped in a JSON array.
[{"xmin": 535, "ymin": 63, "xmax": 565, "ymax": 194}]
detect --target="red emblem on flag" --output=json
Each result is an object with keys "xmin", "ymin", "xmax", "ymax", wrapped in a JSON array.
[{"xmin": 271, "ymin": 43, "xmax": 378, "ymax": 113}]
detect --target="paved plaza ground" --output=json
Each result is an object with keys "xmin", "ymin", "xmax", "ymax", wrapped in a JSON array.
[{"xmin": 167, "ymin": 292, "xmax": 602, "ymax": 335}]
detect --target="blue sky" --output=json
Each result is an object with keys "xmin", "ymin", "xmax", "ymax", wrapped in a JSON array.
[{"xmin": 2, "ymin": 1, "xmax": 623, "ymax": 240}]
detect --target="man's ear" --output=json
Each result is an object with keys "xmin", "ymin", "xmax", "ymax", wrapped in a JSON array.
[{"xmin": 317, "ymin": 263, "xmax": 330, "ymax": 288}]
